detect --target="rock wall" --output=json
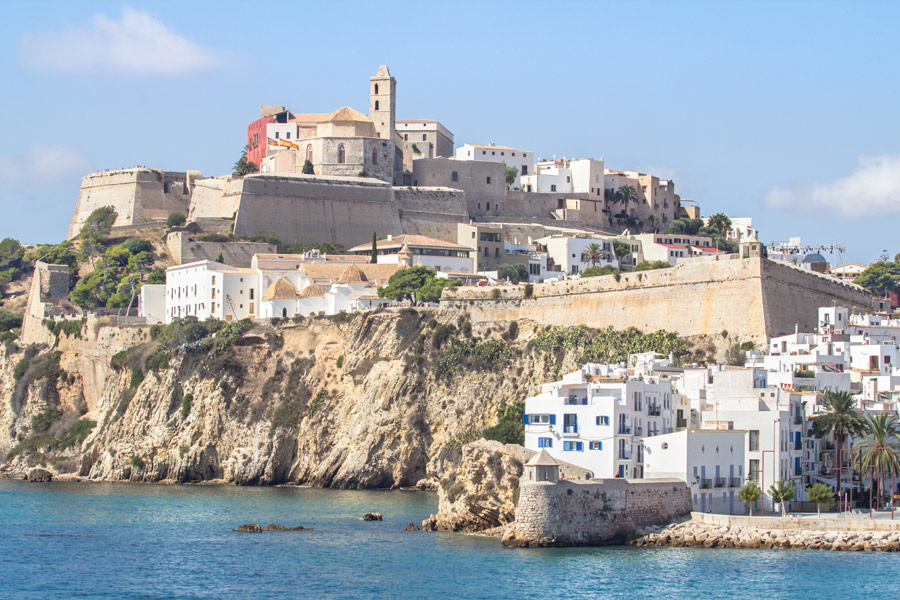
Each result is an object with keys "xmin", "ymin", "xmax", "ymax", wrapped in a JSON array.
[
  {"xmin": 165, "ymin": 232, "xmax": 276, "ymax": 267},
  {"xmin": 68, "ymin": 169, "xmax": 199, "ymax": 239},
  {"xmin": 188, "ymin": 178, "xmax": 236, "ymax": 220},
  {"xmin": 395, "ymin": 187, "xmax": 468, "ymax": 242},
  {"xmin": 230, "ymin": 174, "xmax": 401, "ymax": 247},
  {"xmin": 443, "ymin": 256, "xmax": 873, "ymax": 344},
  {"xmin": 503, "ymin": 478, "xmax": 692, "ymax": 547}
]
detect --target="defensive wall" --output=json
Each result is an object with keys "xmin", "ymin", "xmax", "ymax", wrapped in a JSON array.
[
  {"xmin": 188, "ymin": 178, "xmax": 236, "ymax": 221},
  {"xmin": 442, "ymin": 255, "xmax": 873, "ymax": 344},
  {"xmin": 165, "ymin": 232, "xmax": 276, "ymax": 268},
  {"xmin": 68, "ymin": 169, "xmax": 201, "ymax": 239},
  {"xmin": 691, "ymin": 511, "xmax": 900, "ymax": 533},
  {"xmin": 504, "ymin": 478, "xmax": 692, "ymax": 547},
  {"xmin": 229, "ymin": 174, "xmax": 401, "ymax": 248},
  {"xmin": 394, "ymin": 187, "xmax": 468, "ymax": 241}
]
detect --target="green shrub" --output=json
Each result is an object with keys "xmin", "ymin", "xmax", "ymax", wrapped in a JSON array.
[
  {"xmin": 166, "ymin": 213, "xmax": 186, "ymax": 227},
  {"xmin": 505, "ymin": 321, "xmax": 519, "ymax": 340},
  {"xmin": 129, "ymin": 368, "xmax": 144, "ymax": 389},
  {"xmin": 307, "ymin": 389, "xmax": 327, "ymax": 416},
  {"xmin": 31, "ymin": 407, "xmax": 62, "ymax": 433},
  {"xmin": 6, "ymin": 435, "xmax": 58, "ymax": 459},
  {"xmin": 130, "ymin": 455, "xmax": 145, "ymax": 469},
  {"xmin": 490, "ymin": 288, "xmax": 501, "ymax": 300},
  {"xmin": 336, "ymin": 355, "xmax": 344, "ymax": 369},
  {"xmin": 740, "ymin": 341, "xmax": 756, "ymax": 351},
  {"xmin": 145, "ymin": 348, "xmax": 171, "ymax": 371},
  {"xmin": 794, "ymin": 368, "xmax": 815, "ymax": 378},
  {"xmin": 181, "ymin": 393, "xmax": 193, "ymax": 418},
  {"xmin": 432, "ymin": 323, "xmax": 451, "ymax": 347},
  {"xmin": 122, "ymin": 238, "xmax": 152, "ymax": 254},
  {"xmin": 0, "ymin": 310, "xmax": 22, "ymax": 332},
  {"xmin": 581, "ymin": 265, "xmax": 619, "ymax": 278},
  {"xmin": 56, "ymin": 419, "xmax": 96, "ymax": 450},
  {"xmin": 523, "ymin": 283, "xmax": 534, "ymax": 299}
]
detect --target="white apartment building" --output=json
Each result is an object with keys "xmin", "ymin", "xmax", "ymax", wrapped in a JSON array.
[
  {"xmin": 138, "ymin": 284, "xmax": 166, "ymax": 324},
  {"xmin": 644, "ymin": 429, "xmax": 747, "ymax": 514},
  {"xmin": 524, "ymin": 360, "xmax": 678, "ymax": 479},
  {"xmin": 165, "ymin": 261, "xmax": 259, "ymax": 323},
  {"xmin": 455, "ymin": 142, "xmax": 533, "ymax": 188},
  {"xmin": 348, "ymin": 234, "xmax": 474, "ymax": 273},
  {"xmin": 537, "ymin": 235, "xmax": 618, "ymax": 276},
  {"xmin": 397, "ymin": 119, "xmax": 454, "ymax": 161},
  {"xmin": 520, "ymin": 158, "xmax": 605, "ymax": 197}
]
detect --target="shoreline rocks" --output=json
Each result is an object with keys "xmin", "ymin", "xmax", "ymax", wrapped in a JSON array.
[
  {"xmin": 233, "ymin": 523, "xmax": 313, "ymax": 533},
  {"xmin": 25, "ymin": 468, "xmax": 52, "ymax": 482},
  {"xmin": 630, "ymin": 519, "xmax": 900, "ymax": 552},
  {"xmin": 362, "ymin": 513, "xmax": 383, "ymax": 521}
]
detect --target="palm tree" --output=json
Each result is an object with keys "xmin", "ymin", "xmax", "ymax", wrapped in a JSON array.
[
  {"xmin": 768, "ymin": 479, "xmax": 796, "ymax": 517},
  {"xmin": 854, "ymin": 414, "xmax": 900, "ymax": 517},
  {"xmin": 581, "ymin": 242, "xmax": 604, "ymax": 267},
  {"xmin": 707, "ymin": 213, "xmax": 732, "ymax": 237},
  {"xmin": 616, "ymin": 185, "xmax": 639, "ymax": 213},
  {"xmin": 740, "ymin": 480, "xmax": 762, "ymax": 516},
  {"xmin": 812, "ymin": 390, "xmax": 868, "ymax": 508}
]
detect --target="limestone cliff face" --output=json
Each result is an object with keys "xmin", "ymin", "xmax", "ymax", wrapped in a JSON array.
[{"xmin": 0, "ymin": 311, "xmax": 580, "ymax": 488}]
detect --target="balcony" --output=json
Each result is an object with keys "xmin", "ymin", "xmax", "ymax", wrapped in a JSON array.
[
  {"xmin": 699, "ymin": 478, "xmax": 713, "ymax": 489},
  {"xmin": 676, "ymin": 418, "xmax": 688, "ymax": 429},
  {"xmin": 618, "ymin": 426, "xmax": 632, "ymax": 435},
  {"xmin": 729, "ymin": 477, "xmax": 742, "ymax": 487},
  {"xmin": 794, "ymin": 416, "xmax": 803, "ymax": 425},
  {"xmin": 648, "ymin": 406, "xmax": 661, "ymax": 417},
  {"xmin": 618, "ymin": 451, "xmax": 632, "ymax": 460},
  {"xmin": 634, "ymin": 427, "xmax": 643, "ymax": 437},
  {"xmin": 562, "ymin": 425, "xmax": 578, "ymax": 437},
  {"xmin": 565, "ymin": 396, "xmax": 588, "ymax": 406},
  {"xmin": 714, "ymin": 477, "xmax": 727, "ymax": 488}
]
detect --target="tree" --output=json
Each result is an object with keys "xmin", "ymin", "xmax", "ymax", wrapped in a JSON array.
[
  {"xmin": 122, "ymin": 238, "xmax": 152, "ymax": 255},
  {"xmin": 482, "ymin": 401, "xmax": 525, "ymax": 445},
  {"xmin": 812, "ymin": 390, "xmax": 869, "ymax": 508},
  {"xmin": 855, "ymin": 259, "xmax": 900, "ymax": 296},
  {"xmin": 166, "ymin": 212, "xmax": 186, "ymax": 228},
  {"xmin": 706, "ymin": 213, "xmax": 732, "ymax": 237},
  {"xmin": 505, "ymin": 166, "xmax": 519, "ymax": 187},
  {"xmin": 634, "ymin": 260, "xmax": 672, "ymax": 271},
  {"xmin": 80, "ymin": 206, "xmax": 118, "ymax": 240},
  {"xmin": 725, "ymin": 342, "xmax": 745, "ymax": 366},
  {"xmin": 768, "ymin": 479, "xmax": 796, "ymax": 517},
  {"xmin": 370, "ymin": 232, "xmax": 378, "ymax": 264},
  {"xmin": 616, "ymin": 185, "xmax": 638, "ymax": 211},
  {"xmin": 498, "ymin": 263, "xmax": 528, "ymax": 284},
  {"xmin": 806, "ymin": 483, "xmax": 835, "ymax": 518},
  {"xmin": 215, "ymin": 253, "xmax": 224, "ymax": 263},
  {"xmin": 664, "ymin": 217, "xmax": 704, "ymax": 235},
  {"xmin": 378, "ymin": 265, "xmax": 460, "ymax": 303},
  {"xmin": 581, "ymin": 265, "xmax": 618, "ymax": 278},
  {"xmin": 854, "ymin": 413, "xmax": 900, "ymax": 515},
  {"xmin": 739, "ymin": 480, "xmax": 762, "ymax": 516},
  {"xmin": 233, "ymin": 146, "xmax": 258, "ymax": 177},
  {"xmin": 302, "ymin": 159, "xmax": 315, "ymax": 175},
  {"xmin": 581, "ymin": 242, "xmax": 604, "ymax": 267},
  {"xmin": 612, "ymin": 240, "xmax": 631, "ymax": 263},
  {"xmin": 0, "ymin": 238, "xmax": 25, "ymax": 285}
]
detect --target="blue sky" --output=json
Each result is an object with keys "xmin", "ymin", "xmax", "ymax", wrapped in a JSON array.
[{"xmin": 1, "ymin": 0, "xmax": 898, "ymax": 264}]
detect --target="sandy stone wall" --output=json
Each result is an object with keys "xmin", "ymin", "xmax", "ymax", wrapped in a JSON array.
[
  {"xmin": 443, "ymin": 256, "xmax": 872, "ymax": 343},
  {"xmin": 395, "ymin": 187, "xmax": 468, "ymax": 241},
  {"xmin": 230, "ymin": 174, "xmax": 401, "ymax": 248},
  {"xmin": 188, "ymin": 178, "xmax": 236, "ymax": 220},
  {"xmin": 504, "ymin": 478, "xmax": 692, "ymax": 547},
  {"xmin": 165, "ymin": 232, "xmax": 276, "ymax": 267}
]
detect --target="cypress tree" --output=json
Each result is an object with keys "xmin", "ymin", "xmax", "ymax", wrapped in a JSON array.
[{"xmin": 370, "ymin": 232, "xmax": 378, "ymax": 264}]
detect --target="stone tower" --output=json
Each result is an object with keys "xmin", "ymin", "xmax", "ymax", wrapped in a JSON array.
[{"xmin": 369, "ymin": 65, "xmax": 396, "ymax": 142}]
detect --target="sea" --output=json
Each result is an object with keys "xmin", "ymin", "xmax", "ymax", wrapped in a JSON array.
[{"xmin": 1, "ymin": 479, "xmax": 897, "ymax": 599}]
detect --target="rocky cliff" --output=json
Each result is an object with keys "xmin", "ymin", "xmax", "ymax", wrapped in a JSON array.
[{"xmin": 0, "ymin": 310, "xmax": 594, "ymax": 488}]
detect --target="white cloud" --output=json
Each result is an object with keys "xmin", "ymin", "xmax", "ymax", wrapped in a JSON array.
[
  {"xmin": 20, "ymin": 6, "xmax": 217, "ymax": 75},
  {"xmin": 0, "ymin": 145, "xmax": 90, "ymax": 186},
  {"xmin": 764, "ymin": 154, "xmax": 900, "ymax": 217}
]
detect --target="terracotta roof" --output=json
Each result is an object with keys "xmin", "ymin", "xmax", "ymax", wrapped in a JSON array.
[
  {"xmin": 298, "ymin": 284, "xmax": 326, "ymax": 298},
  {"xmin": 348, "ymin": 234, "xmax": 470, "ymax": 252},
  {"xmin": 337, "ymin": 264, "xmax": 369, "ymax": 284},
  {"xmin": 302, "ymin": 263, "xmax": 400, "ymax": 285},
  {"xmin": 262, "ymin": 277, "xmax": 298, "ymax": 301},
  {"xmin": 325, "ymin": 106, "xmax": 372, "ymax": 123},
  {"xmin": 289, "ymin": 113, "xmax": 330, "ymax": 124},
  {"xmin": 527, "ymin": 449, "xmax": 558, "ymax": 466},
  {"xmin": 397, "ymin": 243, "xmax": 413, "ymax": 260},
  {"xmin": 254, "ymin": 253, "xmax": 367, "ymax": 263},
  {"xmin": 693, "ymin": 246, "xmax": 726, "ymax": 253},
  {"xmin": 657, "ymin": 243, "xmax": 688, "ymax": 249}
]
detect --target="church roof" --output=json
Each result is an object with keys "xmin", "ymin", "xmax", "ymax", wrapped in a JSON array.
[
  {"xmin": 397, "ymin": 243, "xmax": 413, "ymax": 260},
  {"xmin": 526, "ymin": 449, "xmax": 559, "ymax": 467},
  {"xmin": 325, "ymin": 106, "xmax": 372, "ymax": 123},
  {"xmin": 742, "ymin": 233, "xmax": 759, "ymax": 244},
  {"xmin": 298, "ymin": 284, "xmax": 326, "ymax": 298},
  {"xmin": 374, "ymin": 65, "xmax": 391, "ymax": 77},
  {"xmin": 337, "ymin": 264, "xmax": 369, "ymax": 284},
  {"xmin": 302, "ymin": 263, "xmax": 399, "ymax": 287},
  {"xmin": 262, "ymin": 277, "xmax": 298, "ymax": 301}
]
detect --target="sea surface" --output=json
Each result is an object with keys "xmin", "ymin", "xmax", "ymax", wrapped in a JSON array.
[{"xmin": 1, "ymin": 480, "xmax": 898, "ymax": 599}]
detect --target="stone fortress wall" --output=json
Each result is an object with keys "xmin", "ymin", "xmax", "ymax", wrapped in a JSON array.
[
  {"xmin": 504, "ymin": 477, "xmax": 692, "ymax": 547},
  {"xmin": 165, "ymin": 232, "xmax": 276, "ymax": 268},
  {"xmin": 68, "ymin": 169, "xmax": 201, "ymax": 239},
  {"xmin": 394, "ymin": 187, "xmax": 468, "ymax": 242},
  {"xmin": 442, "ymin": 255, "xmax": 872, "ymax": 344}
]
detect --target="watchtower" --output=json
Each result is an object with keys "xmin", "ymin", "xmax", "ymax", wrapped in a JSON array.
[
  {"xmin": 524, "ymin": 449, "xmax": 560, "ymax": 483},
  {"xmin": 369, "ymin": 65, "xmax": 396, "ymax": 142}
]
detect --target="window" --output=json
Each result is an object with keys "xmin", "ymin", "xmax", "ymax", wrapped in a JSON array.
[
  {"xmin": 249, "ymin": 302, "xmax": 254, "ymax": 314},
  {"xmin": 563, "ymin": 441, "xmax": 584, "ymax": 451},
  {"xmin": 374, "ymin": 83, "xmax": 379, "ymax": 94},
  {"xmin": 550, "ymin": 184, "xmax": 557, "ymax": 192},
  {"xmin": 486, "ymin": 202, "xmax": 491, "ymax": 211},
  {"xmin": 563, "ymin": 414, "xmax": 577, "ymax": 434},
  {"xmin": 633, "ymin": 392, "xmax": 642, "ymax": 411},
  {"xmin": 749, "ymin": 459, "xmax": 761, "ymax": 482},
  {"xmin": 404, "ymin": 134, "xmax": 409, "ymax": 141},
  {"xmin": 451, "ymin": 171, "xmax": 458, "ymax": 182},
  {"xmin": 372, "ymin": 148, "xmax": 378, "ymax": 165},
  {"xmin": 589, "ymin": 441, "xmax": 602, "ymax": 450},
  {"xmin": 286, "ymin": 132, "xmax": 291, "ymax": 140},
  {"xmin": 275, "ymin": 132, "xmax": 279, "ymax": 139},
  {"xmin": 749, "ymin": 430, "xmax": 759, "ymax": 451},
  {"xmin": 375, "ymin": 100, "xmax": 380, "ymax": 110},
  {"xmin": 522, "ymin": 165, "xmax": 528, "ymax": 175},
  {"xmin": 249, "ymin": 289, "xmax": 254, "ymax": 300},
  {"xmin": 494, "ymin": 248, "xmax": 499, "ymax": 258},
  {"xmin": 596, "ymin": 416, "xmax": 610, "ymax": 426},
  {"xmin": 337, "ymin": 144, "xmax": 346, "ymax": 164},
  {"xmin": 423, "ymin": 134, "xmax": 427, "ymax": 141},
  {"xmin": 538, "ymin": 437, "xmax": 553, "ymax": 448},
  {"xmin": 306, "ymin": 144, "xmax": 313, "ymax": 162},
  {"xmin": 486, "ymin": 176, "xmax": 491, "ymax": 184}
]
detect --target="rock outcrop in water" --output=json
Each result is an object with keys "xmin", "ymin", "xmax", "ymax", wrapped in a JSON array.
[{"xmin": 0, "ymin": 310, "xmax": 593, "ymax": 489}]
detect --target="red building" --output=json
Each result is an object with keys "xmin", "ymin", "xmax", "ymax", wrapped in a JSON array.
[{"xmin": 246, "ymin": 106, "xmax": 292, "ymax": 167}]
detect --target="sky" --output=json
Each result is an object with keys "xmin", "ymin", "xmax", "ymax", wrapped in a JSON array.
[{"xmin": 1, "ymin": 0, "xmax": 898, "ymax": 264}]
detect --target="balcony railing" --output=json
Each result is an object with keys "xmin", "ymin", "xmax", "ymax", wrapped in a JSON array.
[
  {"xmin": 648, "ymin": 406, "xmax": 661, "ymax": 416},
  {"xmin": 676, "ymin": 418, "xmax": 688, "ymax": 428},
  {"xmin": 794, "ymin": 416, "xmax": 803, "ymax": 425},
  {"xmin": 714, "ymin": 477, "xmax": 727, "ymax": 488},
  {"xmin": 729, "ymin": 477, "xmax": 742, "ymax": 487},
  {"xmin": 633, "ymin": 427, "xmax": 643, "ymax": 437},
  {"xmin": 618, "ymin": 451, "xmax": 632, "ymax": 460},
  {"xmin": 563, "ymin": 425, "xmax": 578, "ymax": 435},
  {"xmin": 618, "ymin": 426, "xmax": 631, "ymax": 435},
  {"xmin": 699, "ymin": 478, "xmax": 713, "ymax": 489}
]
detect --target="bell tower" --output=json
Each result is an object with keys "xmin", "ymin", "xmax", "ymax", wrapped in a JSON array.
[{"xmin": 369, "ymin": 65, "xmax": 396, "ymax": 141}]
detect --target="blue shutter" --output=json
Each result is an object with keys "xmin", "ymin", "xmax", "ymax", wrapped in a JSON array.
[
  {"xmin": 522, "ymin": 414, "xmax": 530, "ymax": 425},
  {"xmin": 576, "ymin": 442, "xmax": 584, "ymax": 451},
  {"xmin": 546, "ymin": 438, "xmax": 552, "ymax": 448},
  {"xmin": 549, "ymin": 414, "xmax": 556, "ymax": 425},
  {"xmin": 596, "ymin": 416, "xmax": 600, "ymax": 426}
]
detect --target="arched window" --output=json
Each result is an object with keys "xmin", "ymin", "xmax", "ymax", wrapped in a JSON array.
[
  {"xmin": 282, "ymin": 307, "xmax": 287, "ymax": 318},
  {"xmin": 374, "ymin": 100, "xmax": 380, "ymax": 111},
  {"xmin": 306, "ymin": 144, "xmax": 313, "ymax": 162},
  {"xmin": 374, "ymin": 83, "xmax": 379, "ymax": 95},
  {"xmin": 337, "ymin": 144, "xmax": 345, "ymax": 164},
  {"xmin": 371, "ymin": 148, "xmax": 377, "ymax": 165}
]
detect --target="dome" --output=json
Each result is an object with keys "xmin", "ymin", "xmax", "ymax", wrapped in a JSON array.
[
  {"xmin": 802, "ymin": 253, "xmax": 827, "ymax": 264},
  {"xmin": 298, "ymin": 284, "xmax": 325, "ymax": 298},
  {"xmin": 262, "ymin": 277, "xmax": 298, "ymax": 301},
  {"xmin": 337, "ymin": 264, "xmax": 369, "ymax": 284}
]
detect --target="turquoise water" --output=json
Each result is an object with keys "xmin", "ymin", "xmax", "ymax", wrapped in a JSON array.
[{"xmin": 1, "ymin": 480, "xmax": 898, "ymax": 599}]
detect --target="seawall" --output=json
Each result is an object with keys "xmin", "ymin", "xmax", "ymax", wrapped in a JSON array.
[
  {"xmin": 503, "ymin": 478, "xmax": 692, "ymax": 547},
  {"xmin": 443, "ymin": 255, "xmax": 872, "ymax": 344}
]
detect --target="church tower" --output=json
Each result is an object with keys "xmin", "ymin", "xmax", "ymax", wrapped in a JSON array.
[{"xmin": 369, "ymin": 65, "xmax": 396, "ymax": 141}]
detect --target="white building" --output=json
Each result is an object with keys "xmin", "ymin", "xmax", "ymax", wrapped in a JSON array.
[
  {"xmin": 537, "ymin": 235, "xmax": 618, "ymax": 276},
  {"xmin": 644, "ymin": 429, "xmax": 747, "ymax": 514},
  {"xmin": 524, "ymin": 360, "xmax": 679, "ymax": 479},
  {"xmin": 520, "ymin": 158, "xmax": 605, "ymax": 197},
  {"xmin": 165, "ymin": 261, "xmax": 259, "ymax": 323},
  {"xmin": 455, "ymin": 142, "xmax": 534, "ymax": 188},
  {"xmin": 138, "ymin": 284, "xmax": 166, "ymax": 324},
  {"xmin": 348, "ymin": 234, "xmax": 474, "ymax": 273}
]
